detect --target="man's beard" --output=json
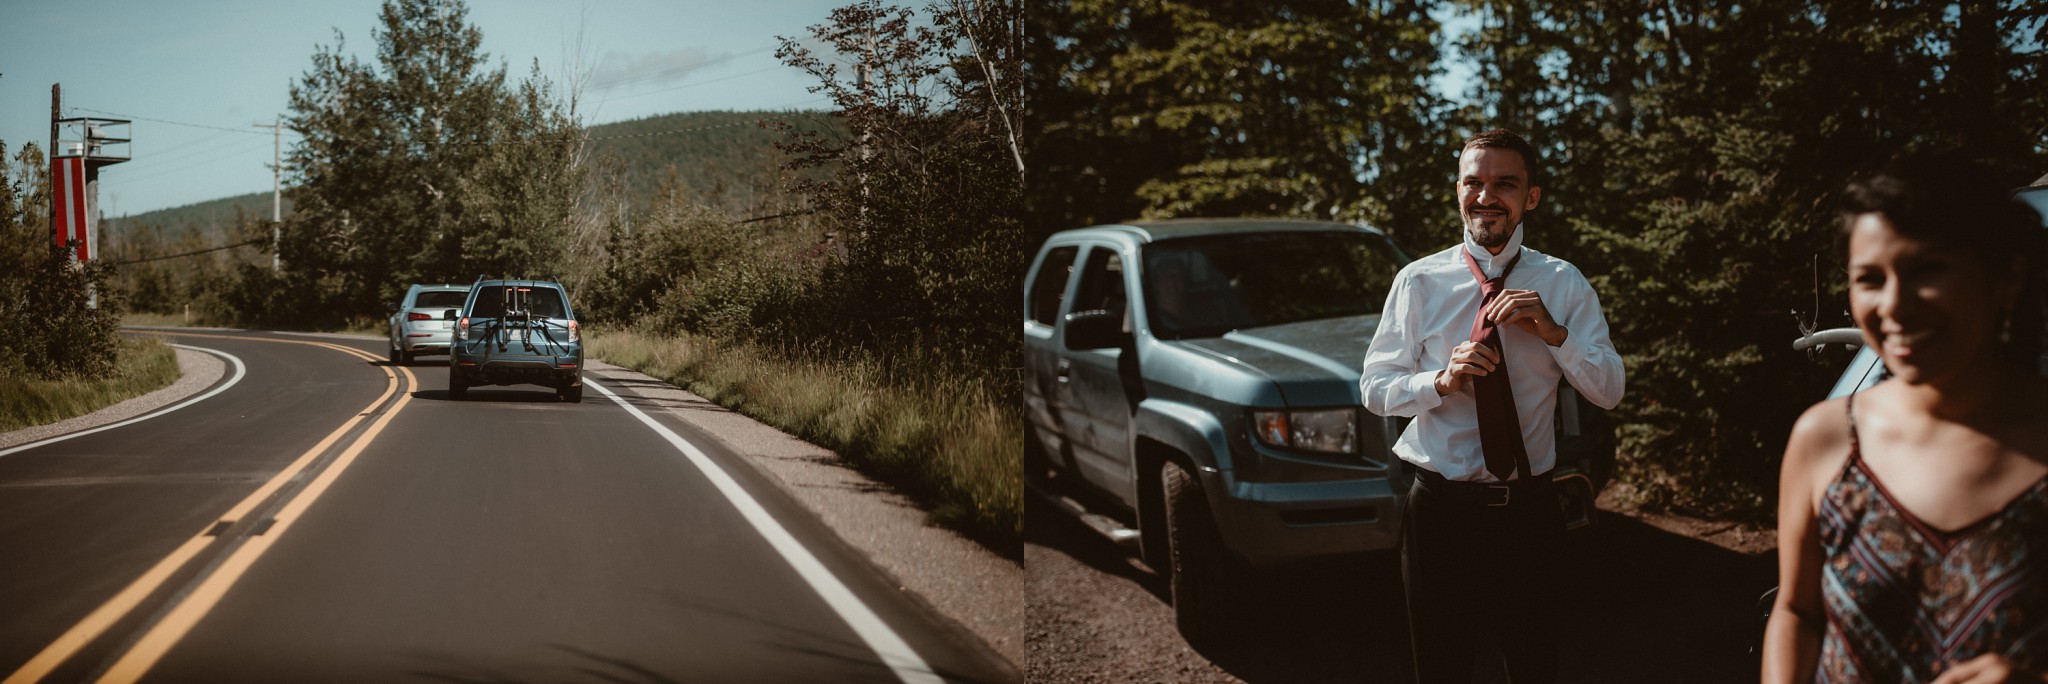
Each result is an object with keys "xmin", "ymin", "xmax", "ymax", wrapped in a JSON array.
[{"xmin": 1466, "ymin": 218, "xmax": 1514, "ymax": 248}]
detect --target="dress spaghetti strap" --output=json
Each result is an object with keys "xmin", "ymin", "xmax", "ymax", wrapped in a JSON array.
[{"xmin": 1844, "ymin": 393, "xmax": 1861, "ymax": 460}]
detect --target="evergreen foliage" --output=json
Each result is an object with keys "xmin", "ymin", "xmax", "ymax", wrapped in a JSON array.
[
  {"xmin": 265, "ymin": 0, "xmax": 585, "ymax": 327},
  {"xmin": 0, "ymin": 141, "xmax": 127, "ymax": 381},
  {"xmin": 766, "ymin": 0, "xmax": 1027, "ymax": 384},
  {"xmin": 1037, "ymin": 0, "xmax": 2048, "ymax": 518},
  {"xmin": 1028, "ymin": 0, "xmax": 1450, "ymax": 248}
]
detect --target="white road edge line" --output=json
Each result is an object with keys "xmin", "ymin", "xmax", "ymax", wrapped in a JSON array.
[
  {"xmin": 0, "ymin": 344, "xmax": 247, "ymax": 459},
  {"xmin": 585, "ymin": 378, "xmax": 943, "ymax": 684}
]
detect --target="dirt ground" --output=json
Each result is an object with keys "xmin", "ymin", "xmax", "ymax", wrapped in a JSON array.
[{"xmin": 1025, "ymin": 490, "xmax": 1779, "ymax": 683}]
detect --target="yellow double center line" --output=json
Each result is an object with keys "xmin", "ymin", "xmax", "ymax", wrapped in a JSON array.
[{"xmin": 4, "ymin": 333, "xmax": 416, "ymax": 684}]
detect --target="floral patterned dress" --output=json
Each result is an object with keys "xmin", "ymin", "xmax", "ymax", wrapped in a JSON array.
[{"xmin": 1816, "ymin": 396, "xmax": 2048, "ymax": 683}]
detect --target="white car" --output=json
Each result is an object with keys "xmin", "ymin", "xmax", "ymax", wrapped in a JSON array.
[{"xmin": 387, "ymin": 284, "xmax": 468, "ymax": 364}]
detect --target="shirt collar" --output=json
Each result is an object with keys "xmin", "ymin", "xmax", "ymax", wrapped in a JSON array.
[{"xmin": 1461, "ymin": 222, "xmax": 1525, "ymax": 278}]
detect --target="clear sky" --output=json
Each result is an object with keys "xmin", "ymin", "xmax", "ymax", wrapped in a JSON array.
[{"xmin": 1, "ymin": 0, "xmax": 848, "ymax": 215}]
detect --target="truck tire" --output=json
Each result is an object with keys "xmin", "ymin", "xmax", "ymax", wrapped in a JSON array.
[
  {"xmin": 1161, "ymin": 459, "xmax": 1243, "ymax": 646},
  {"xmin": 448, "ymin": 372, "xmax": 468, "ymax": 400}
]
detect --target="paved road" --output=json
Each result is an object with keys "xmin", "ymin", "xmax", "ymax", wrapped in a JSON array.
[{"xmin": 0, "ymin": 330, "xmax": 1011, "ymax": 683}]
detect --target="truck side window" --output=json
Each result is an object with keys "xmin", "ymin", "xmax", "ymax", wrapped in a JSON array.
[
  {"xmin": 1071, "ymin": 247, "xmax": 1127, "ymax": 321},
  {"xmin": 1029, "ymin": 246, "xmax": 1080, "ymax": 326}
]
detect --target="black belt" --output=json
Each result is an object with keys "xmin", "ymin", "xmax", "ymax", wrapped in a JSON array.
[{"xmin": 1413, "ymin": 468, "xmax": 1552, "ymax": 507}]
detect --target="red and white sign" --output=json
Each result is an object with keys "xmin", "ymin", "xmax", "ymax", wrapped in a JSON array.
[{"xmin": 51, "ymin": 157, "xmax": 94, "ymax": 261}]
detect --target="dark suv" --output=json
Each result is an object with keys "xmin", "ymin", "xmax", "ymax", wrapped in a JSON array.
[
  {"xmin": 1024, "ymin": 219, "xmax": 1609, "ymax": 642},
  {"xmin": 446, "ymin": 278, "xmax": 584, "ymax": 402}
]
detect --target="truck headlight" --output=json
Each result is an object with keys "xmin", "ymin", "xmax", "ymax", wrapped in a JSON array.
[{"xmin": 1250, "ymin": 408, "xmax": 1357, "ymax": 454}]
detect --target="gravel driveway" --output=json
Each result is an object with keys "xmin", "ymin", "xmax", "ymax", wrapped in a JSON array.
[{"xmin": 1026, "ymin": 496, "xmax": 1777, "ymax": 683}]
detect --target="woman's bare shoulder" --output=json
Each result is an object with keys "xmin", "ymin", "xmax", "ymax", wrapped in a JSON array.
[{"xmin": 1784, "ymin": 395, "xmax": 1855, "ymax": 484}]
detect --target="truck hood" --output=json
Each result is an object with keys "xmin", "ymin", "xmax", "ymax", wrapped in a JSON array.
[{"xmin": 1177, "ymin": 314, "xmax": 1380, "ymax": 406}]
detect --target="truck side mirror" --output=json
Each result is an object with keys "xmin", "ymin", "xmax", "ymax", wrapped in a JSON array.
[{"xmin": 1063, "ymin": 309, "xmax": 1128, "ymax": 350}]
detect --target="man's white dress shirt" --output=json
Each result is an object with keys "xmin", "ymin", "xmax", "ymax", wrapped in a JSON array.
[{"xmin": 1359, "ymin": 226, "xmax": 1625, "ymax": 482}]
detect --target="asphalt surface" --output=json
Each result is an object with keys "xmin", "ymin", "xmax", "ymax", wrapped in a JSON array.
[{"xmin": 0, "ymin": 330, "xmax": 1013, "ymax": 683}]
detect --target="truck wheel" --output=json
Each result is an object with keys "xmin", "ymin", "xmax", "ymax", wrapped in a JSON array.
[
  {"xmin": 448, "ymin": 373, "xmax": 468, "ymax": 400},
  {"xmin": 558, "ymin": 384, "xmax": 582, "ymax": 403},
  {"xmin": 1161, "ymin": 459, "xmax": 1243, "ymax": 646}
]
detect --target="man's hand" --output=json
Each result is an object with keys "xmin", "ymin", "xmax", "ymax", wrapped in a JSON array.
[
  {"xmin": 1435, "ymin": 341, "xmax": 1499, "ymax": 395},
  {"xmin": 1487, "ymin": 289, "xmax": 1569, "ymax": 347},
  {"xmin": 1931, "ymin": 654, "xmax": 2047, "ymax": 684}
]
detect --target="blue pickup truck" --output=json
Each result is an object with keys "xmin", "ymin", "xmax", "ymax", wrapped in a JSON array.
[{"xmin": 1023, "ymin": 219, "xmax": 1609, "ymax": 643}]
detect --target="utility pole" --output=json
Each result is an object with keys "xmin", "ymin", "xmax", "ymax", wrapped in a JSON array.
[
  {"xmin": 254, "ymin": 116, "xmax": 282, "ymax": 270},
  {"xmin": 49, "ymin": 84, "xmax": 59, "ymax": 165}
]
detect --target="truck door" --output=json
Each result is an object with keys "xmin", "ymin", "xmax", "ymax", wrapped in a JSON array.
[{"xmin": 1058, "ymin": 244, "xmax": 1138, "ymax": 498}]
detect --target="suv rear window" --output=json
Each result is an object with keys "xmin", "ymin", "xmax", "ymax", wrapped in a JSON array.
[
  {"xmin": 467, "ymin": 286, "xmax": 569, "ymax": 319},
  {"xmin": 416, "ymin": 291, "xmax": 467, "ymax": 308}
]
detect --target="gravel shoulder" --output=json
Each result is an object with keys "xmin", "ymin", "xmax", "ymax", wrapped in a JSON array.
[{"xmin": 1026, "ymin": 488, "xmax": 1777, "ymax": 683}]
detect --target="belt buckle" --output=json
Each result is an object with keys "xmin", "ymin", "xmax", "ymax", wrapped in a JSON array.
[{"xmin": 1485, "ymin": 484, "xmax": 1512, "ymax": 507}]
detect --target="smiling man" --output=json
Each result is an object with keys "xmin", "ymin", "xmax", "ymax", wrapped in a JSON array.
[{"xmin": 1360, "ymin": 128, "xmax": 1625, "ymax": 683}]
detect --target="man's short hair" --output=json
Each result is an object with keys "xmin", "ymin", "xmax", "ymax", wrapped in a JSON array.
[{"xmin": 1462, "ymin": 129, "xmax": 1543, "ymax": 188}]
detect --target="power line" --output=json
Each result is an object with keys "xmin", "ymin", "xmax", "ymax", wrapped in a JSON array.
[
  {"xmin": 589, "ymin": 45, "xmax": 779, "ymax": 90},
  {"xmin": 109, "ymin": 136, "xmax": 274, "ymax": 185},
  {"xmin": 136, "ymin": 128, "xmax": 241, "ymax": 159},
  {"xmin": 66, "ymin": 106, "xmax": 283, "ymax": 136},
  {"xmin": 106, "ymin": 238, "xmax": 266, "ymax": 266}
]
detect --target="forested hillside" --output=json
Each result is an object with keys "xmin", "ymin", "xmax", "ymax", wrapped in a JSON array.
[
  {"xmin": 1032, "ymin": 0, "xmax": 2048, "ymax": 520},
  {"xmin": 105, "ymin": 109, "xmax": 826, "ymax": 256},
  {"xmin": 585, "ymin": 110, "xmax": 836, "ymax": 216}
]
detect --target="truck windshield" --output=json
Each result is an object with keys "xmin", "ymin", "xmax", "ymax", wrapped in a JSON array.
[{"xmin": 1142, "ymin": 232, "xmax": 1401, "ymax": 339}]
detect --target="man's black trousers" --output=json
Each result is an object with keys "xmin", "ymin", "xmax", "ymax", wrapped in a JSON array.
[{"xmin": 1400, "ymin": 471, "xmax": 1566, "ymax": 684}]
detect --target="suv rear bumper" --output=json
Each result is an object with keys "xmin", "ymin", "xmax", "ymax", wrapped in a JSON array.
[
  {"xmin": 1206, "ymin": 471, "xmax": 1406, "ymax": 567},
  {"xmin": 452, "ymin": 355, "xmax": 583, "ymax": 387}
]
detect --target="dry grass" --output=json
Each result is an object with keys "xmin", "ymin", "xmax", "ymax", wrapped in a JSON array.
[
  {"xmin": 587, "ymin": 327, "xmax": 1021, "ymax": 552},
  {"xmin": 0, "ymin": 337, "xmax": 182, "ymax": 433}
]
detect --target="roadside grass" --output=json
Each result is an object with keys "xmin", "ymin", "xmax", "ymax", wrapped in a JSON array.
[
  {"xmin": 121, "ymin": 311, "xmax": 199, "ymax": 328},
  {"xmin": 587, "ymin": 327, "xmax": 1022, "ymax": 555},
  {"xmin": 0, "ymin": 337, "xmax": 181, "ymax": 433}
]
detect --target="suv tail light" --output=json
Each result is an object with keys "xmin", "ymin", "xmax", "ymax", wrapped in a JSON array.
[
  {"xmin": 568, "ymin": 320, "xmax": 580, "ymax": 343},
  {"xmin": 406, "ymin": 312, "xmax": 432, "ymax": 322},
  {"xmin": 457, "ymin": 317, "xmax": 470, "ymax": 341}
]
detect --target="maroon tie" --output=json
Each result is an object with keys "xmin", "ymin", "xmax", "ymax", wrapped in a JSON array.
[{"xmin": 1463, "ymin": 249, "xmax": 1531, "ymax": 481}]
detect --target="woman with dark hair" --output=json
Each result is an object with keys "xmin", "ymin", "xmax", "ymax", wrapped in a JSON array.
[{"xmin": 1764, "ymin": 156, "xmax": 2048, "ymax": 684}]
